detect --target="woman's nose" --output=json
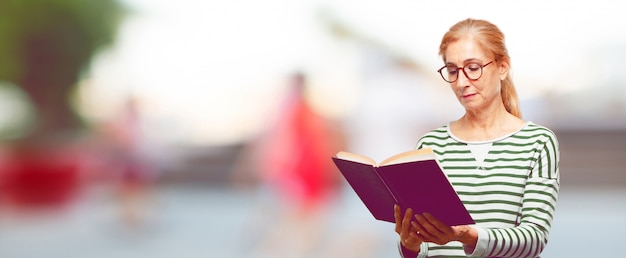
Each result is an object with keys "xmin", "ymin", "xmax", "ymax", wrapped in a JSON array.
[{"xmin": 454, "ymin": 69, "xmax": 471, "ymax": 88}]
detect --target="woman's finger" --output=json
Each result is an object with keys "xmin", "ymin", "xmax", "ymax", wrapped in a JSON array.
[
  {"xmin": 423, "ymin": 212, "xmax": 454, "ymax": 235},
  {"xmin": 400, "ymin": 208, "xmax": 413, "ymax": 238},
  {"xmin": 415, "ymin": 213, "xmax": 457, "ymax": 245},
  {"xmin": 415, "ymin": 213, "xmax": 444, "ymax": 235},
  {"xmin": 394, "ymin": 204, "xmax": 402, "ymax": 233}
]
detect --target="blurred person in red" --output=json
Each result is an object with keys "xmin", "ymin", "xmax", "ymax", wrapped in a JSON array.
[
  {"xmin": 261, "ymin": 72, "xmax": 342, "ymax": 211},
  {"xmin": 233, "ymin": 71, "xmax": 345, "ymax": 256}
]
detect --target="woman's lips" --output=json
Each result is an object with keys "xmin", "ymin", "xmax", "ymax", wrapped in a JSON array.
[{"xmin": 462, "ymin": 93, "xmax": 477, "ymax": 99}]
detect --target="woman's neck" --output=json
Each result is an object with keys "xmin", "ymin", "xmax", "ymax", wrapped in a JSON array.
[{"xmin": 452, "ymin": 107, "xmax": 525, "ymax": 141}]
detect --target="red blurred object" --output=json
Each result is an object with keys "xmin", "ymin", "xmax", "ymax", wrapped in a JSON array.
[
  {"xmin": 0, "ymin": 148, "xmax": 81, "ymax": 208},
  {"xmin": 258, "ymin": 73, "xmax": 342, "ymax": 212}
]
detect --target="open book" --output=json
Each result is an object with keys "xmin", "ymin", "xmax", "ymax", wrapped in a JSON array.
[{"xmin": 331, "ymin": 148, "xmax": 474, "ymax": 226}]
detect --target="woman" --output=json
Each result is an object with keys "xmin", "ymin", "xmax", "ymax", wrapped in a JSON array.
[{"xmin": 395, "ymin": 18, "xmax": 560, "ymax": 257}]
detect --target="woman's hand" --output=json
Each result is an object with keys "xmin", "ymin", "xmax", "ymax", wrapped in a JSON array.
[
  {"xmin": 411, "ymin": 212, "xmax": 476, "ymax": 246},
  {"xmin": 394, "ymin": 204, "xmax": 422, "ymax": 252}
]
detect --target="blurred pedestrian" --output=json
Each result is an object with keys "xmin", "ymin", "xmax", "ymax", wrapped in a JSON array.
[
  {"xmin": 233, "ymin": 72, "xmax": 345, "ymax": 256},
  {"xmin": 105, "ymin": 96, "xmax": 158, "ymax": 230}
]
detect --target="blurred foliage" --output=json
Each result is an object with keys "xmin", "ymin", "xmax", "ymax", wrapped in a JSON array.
[
  {"xmin": 0, "ymin": 0, "xmax": 124, "ymax": 142},
  {"xmin": 0, "ymin": 0, "xmax": 123, "ymax": 82}
]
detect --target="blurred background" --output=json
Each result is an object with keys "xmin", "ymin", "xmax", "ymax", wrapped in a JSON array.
[{"xmin": 0, "ymin": 0, "xmax": 624, "ymax": 257}]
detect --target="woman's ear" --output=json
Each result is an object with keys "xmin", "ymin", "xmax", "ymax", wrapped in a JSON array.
[{"xmin": 499, "ymin": 61, "xmax": 510, "ymax": 80}]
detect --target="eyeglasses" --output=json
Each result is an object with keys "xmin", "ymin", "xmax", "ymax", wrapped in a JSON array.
[{"xmin": 437, "ymin": 61, "xmax": 493, "ymax": 83}]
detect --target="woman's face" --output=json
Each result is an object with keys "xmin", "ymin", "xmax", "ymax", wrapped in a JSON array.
[{"xmin": 443, "ymin": 37, "xmax": 508, "ymax": 113}]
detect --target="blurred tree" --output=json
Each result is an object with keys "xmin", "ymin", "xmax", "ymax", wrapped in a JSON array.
[
  {"xmin": 0, "ymin": 0, "xmax": 124, "ymax": 144},
  {"xmin": 0, "ymin": 0, "xmax": 125, "ymax": 208}
]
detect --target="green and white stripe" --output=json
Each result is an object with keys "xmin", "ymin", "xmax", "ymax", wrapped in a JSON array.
[{"xmin": 415, "ymin": 122, "xmax": 560, "ymax": 258}]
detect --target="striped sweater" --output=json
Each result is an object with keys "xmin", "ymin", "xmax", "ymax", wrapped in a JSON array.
[{"xmin": 406, "ymin": 122, "xmax": 560, "ymax": 258}]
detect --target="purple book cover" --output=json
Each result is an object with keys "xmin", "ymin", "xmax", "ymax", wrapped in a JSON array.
[
  {"xmin": 331, "ymin": 158, "xmax": 397, "ymax": 222},
  {"xmin": 332, "ymin": 157, "xmax": 474, "ymax": 226},
  {"xmin": 377, "ymin": 160, "xmax": 474, "ymax": 226}
]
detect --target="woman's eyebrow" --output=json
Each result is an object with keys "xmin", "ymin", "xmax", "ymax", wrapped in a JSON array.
[{"xmin": 445, "ymin": 58, "xmax": 484, "ymax": 66}]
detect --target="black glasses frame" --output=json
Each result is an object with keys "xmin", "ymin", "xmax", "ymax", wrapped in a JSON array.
[{"xmin": 437, "ymin": 61, "xmax": 493, "ymax": 83}]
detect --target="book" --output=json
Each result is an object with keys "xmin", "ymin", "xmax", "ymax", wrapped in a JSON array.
[{"xmin": 331, "ymin": 148, "xmax": 474, "ymax": 226}]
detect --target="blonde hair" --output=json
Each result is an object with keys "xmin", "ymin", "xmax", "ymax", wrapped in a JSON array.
[{"xmin": 439, "ymin": 18, "xmax": 522, "ymax": 118}]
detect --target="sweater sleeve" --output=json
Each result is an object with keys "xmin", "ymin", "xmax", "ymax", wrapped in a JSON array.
[
  {"xmin": 398, "ymin": 242, "xmax": 428, "ymax": 258},
  {"xmin": 467, "ymin": 131, "xmax": 560, "ymax": 258}
]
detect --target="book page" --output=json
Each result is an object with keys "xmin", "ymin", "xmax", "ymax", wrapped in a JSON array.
[
  {"xmin": 335, "ymin": 151, "xmax": 377, "ymax": 166},
  {"xmin": 379, "ymin": 148, "xmax": 436, "ymax": 166}
]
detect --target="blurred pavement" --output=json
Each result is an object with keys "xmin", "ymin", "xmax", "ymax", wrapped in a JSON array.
[{"xmin": 0, "ymin": 185, "xmax": 624, "ymax": 258}]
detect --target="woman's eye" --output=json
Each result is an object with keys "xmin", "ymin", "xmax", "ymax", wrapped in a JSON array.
[
  {"xmin": 467, "ymin": 64, "xmax": 481, "ymax": 71},
  {"xmin": 466, "ymin": 64, "xmax": 481, "ymax": 72}
]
